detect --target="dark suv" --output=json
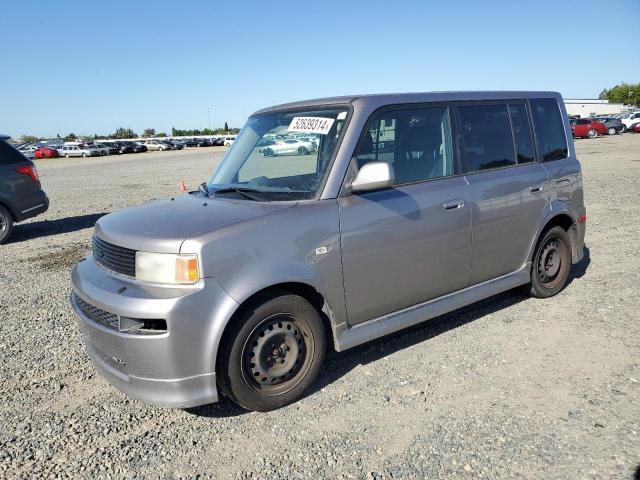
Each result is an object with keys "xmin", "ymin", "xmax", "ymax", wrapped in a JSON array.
[{"xmin": 0, "ymin": 135, "xmax": 49, "ymax": 244}]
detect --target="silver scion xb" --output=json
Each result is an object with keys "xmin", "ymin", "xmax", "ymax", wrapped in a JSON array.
[{"xmin": 71, "ymin": 91, "xmax": 586, "ymax": 411}]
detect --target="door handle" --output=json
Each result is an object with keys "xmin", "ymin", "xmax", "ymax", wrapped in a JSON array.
[
  {"xmin": 443, "ymin": 199, "xmax": 464, "ymax": 210},
  {"xmin": 556, "ymin": 179, "xmax": 570, "ymax": 186},
  {"xmin": 530, "ymin": 184, "xmax": 544, "ymax": 193}
]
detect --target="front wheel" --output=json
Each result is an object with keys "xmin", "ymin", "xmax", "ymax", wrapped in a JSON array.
[
  {"xmin": 608, "ymin": 127, "xmax": 617, "ymax": 135},
  {"xmin": 81, "ymin": 153, "xmax": 87, "ymax": 157},
  {"xmin": 218, "ymin": 292, "xmax": 326, "ymax": 411},
  {"xmin": 0, "ymin": 205, "xmax": 14, "ymax": 245},
  {"xmin": 297, "ymin": 146, "xmax": 308, "ymax": 155},
  {"xmin": 587, "ymin": 128, "xmax": 597, "ymax": 139},
  {"xmin": 527, "ymin": 226, "xmax": 572, "ymax": 298},
  {"xmin": 262, "ymin": 148, "xmax": 274, "ymax": 157}
]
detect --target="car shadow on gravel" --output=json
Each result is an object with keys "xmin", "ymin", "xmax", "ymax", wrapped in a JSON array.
[
  {"xmin": 10, "ymin": 213, "xmax": 106, "ymax": 243},
  {"xmin": 188, "ymin": 252, "xmax": 592, "ymax": 418}
]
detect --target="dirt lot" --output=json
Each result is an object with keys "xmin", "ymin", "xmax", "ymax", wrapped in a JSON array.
[{"xmin": 1, "ymin": 137, "xmax": 639, "ymax": 479}]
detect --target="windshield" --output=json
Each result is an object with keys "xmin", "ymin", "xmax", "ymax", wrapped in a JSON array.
[{"xmin": 209, "ymin": 107, "xmax": 349, "ymax": 201}]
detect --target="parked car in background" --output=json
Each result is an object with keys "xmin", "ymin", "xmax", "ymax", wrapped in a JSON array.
[
  {"xmin": 167, "ymin": 140, "xmax": 184, "ymax": 150},
  {"xmin": 34, "ymin": 146, "xmax": 59, "ymax": 158},
  {"xmin": 113, "ymin": 142, "xmax": 134, "ymax": 154},
  {"xmin": 261, "ymin": 138, "xmax": 316, "ymax": 156},
  {"xmin": 569, "ymin": 118, "xmax": 608, "ymax": 138},
  {"xmin": 184, "ymin": 138, "xmax": 209, "ymax": 147},
  {"xmin": 593, "ymin": 117, "xmax": 624, "ymax": 135},
  {"xmin": 99, "ymin": 143, "xmax": 120, "ymax": 155},
  {"xmin": 18, "ymin": 146, "xmax": 36, "ymax": 159},
  {"xmin": 70, "ymin": 91, "xmax": 586, "ymax": 412},
  {"xmin": 59, "ymin": 144, "xmax": 100, "ymax": 157},
  {"xmin": 0, "ymin": 135, "xmax": 49, "ymax": 244},
  {"xmin": 212, "ymin": 137, "xmax": 225, "ymax": 146},
  {"xmin": 224, "ymin": 136, "xmax": 236, "ymax": 147},
  {"xmin": 620, "ymin": 111, "xmax": 640, "ymax": 132},
  {"xmin": 81, "ymin": 143, "xmax": 109, "ymax": 156},
  {"xmin": 632, "ymin": 123, "xmax": 640, "ymax": 133},
  {"xmin": 144, "ymin": 140, "xmax": 171, "ymax": 151}
]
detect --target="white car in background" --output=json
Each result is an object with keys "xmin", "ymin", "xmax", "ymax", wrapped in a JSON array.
[
  {"xmin": 82, "ymin": 143, "xmax": 109, "ymax": 156},
  {"xmin": 18, "ymin": 145, "xmax": 37, "ymax": 159},
  {"xmin": 621, "ymin": 111, "xmax": 640, "ymax": 131},
  {"xmin": 144, "ymin": 140, "xmax": 171, "ymax": 151},
  {"xmin": 59, "ymin": 144, "xmax": 101, "ymax": 158},
  {"xmin": 224, "ymin": 136, "xmax": 236, "ymax": 147},
  {"xmin": 261, "ymin": 138, "xmax": 316, "ymax": 157}
]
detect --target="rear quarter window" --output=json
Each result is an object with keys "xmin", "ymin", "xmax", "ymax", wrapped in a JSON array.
[
  {"xmin": 0, "ymin": 141, "xmax": 29, "ymax": 165},
  {"xmin": 530, "ymin": 98, "xmax": 568, "ymax": 162}
]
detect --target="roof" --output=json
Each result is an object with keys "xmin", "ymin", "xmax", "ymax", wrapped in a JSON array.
[{"xmin": 252, "ymin": 91, "xmax": 562, "ymax": 116}]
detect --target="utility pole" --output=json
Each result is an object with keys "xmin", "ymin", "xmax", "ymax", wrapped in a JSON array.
[{"xmin": 208, "ymin": 107, "xmax": 211, "ymax": 130}]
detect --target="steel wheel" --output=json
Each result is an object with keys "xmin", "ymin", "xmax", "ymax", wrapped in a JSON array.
[
  {"xmin": 528, "ymin": 226, "xmax": 572, "ymax": 298},
  {"xmin": 241, "ymin": 315, "xmax": 312, "ymax": 395}
]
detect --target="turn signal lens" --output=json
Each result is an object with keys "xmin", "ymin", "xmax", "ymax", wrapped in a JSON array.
[{"xmin": 175, "ymin": 255, "xmax": 199, "ymax": 284}]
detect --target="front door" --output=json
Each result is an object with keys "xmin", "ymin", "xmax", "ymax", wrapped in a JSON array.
[{"xmin": 338, "ymin": 105, "xmax": 472, "ymax": 325}]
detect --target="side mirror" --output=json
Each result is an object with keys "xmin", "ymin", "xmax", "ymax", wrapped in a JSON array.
[{"xmin": 351, "ymin": 161, "xmax": 395, "ymax": 193}]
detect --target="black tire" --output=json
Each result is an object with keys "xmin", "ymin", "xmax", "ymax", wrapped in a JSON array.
[
  {"xmin": 218, "ymin": 291, "xmax": 326, "ymax": 412},
  {"xmin": 297, "ymin": 146, "xmax": 308, "ymax": 155},
  {"xmin": 621, "ymin": 125, "xmax": 627, "ymax": 133},
  {"xmin": 527, "ymin": 226, "xmax": 572, "ymax": 298},
  {"xmin": 608, "ymin": 127, "xmax": 617, "ymax": 135},
  {"xmin": 587, "ymin": 128, "xmax": 597, "ymax": 139},
  {"xmin": 263, "ymin": 148, "xmax": 274, "ymax": 157},
  {"xmin": 82, "ymin": 153, "xmax": 87, "ymax": 158},
  {"xmin": 0, "ymin": 205, "xmax": 14, "ymax": 245}
]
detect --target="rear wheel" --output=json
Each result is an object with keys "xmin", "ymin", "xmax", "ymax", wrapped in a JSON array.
[
  {"xmin": 65, "ymin": 154, "xmax": 70, "ymax": 158},
  {"xmin": 587, "ymin": 128, "xmax": 597, "ymax": 139},
  {"xmin": 297, "ymin": 146, "xmax": 308, "ymax": 155},
  {"xmin": 263, "ymin": 148, "xmax": 274, "ymax": 157},
  {"xmin": 608, "ymin": 127, "xmax": 617, "ymax": 135},
  {"xmin": 621, "ymin": 125, "xmax": 627, "ymax": 133},
  {"xmin": 527, "ymin": 226, "xmax": 572, "ymax": 298},
  {"xmin": 82, "ymin": 153, "xmax": 87, "ymax": 157},
  {"xmin": 218, "ymin": 292, "xmax": 326, "ymax": 411},
  {"xmin": 0, "ymin": 205, "xmax": 14, "ymax": 245}
]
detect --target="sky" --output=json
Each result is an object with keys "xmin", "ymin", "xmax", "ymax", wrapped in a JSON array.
[{"xmin": 1, "ymin": 0, "xmax": 639, "ymax": 138}]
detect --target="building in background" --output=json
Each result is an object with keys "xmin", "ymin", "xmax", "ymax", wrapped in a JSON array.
[{"xmin": 564, "ymin": 99, "xmax": 626, "ymax": 118}]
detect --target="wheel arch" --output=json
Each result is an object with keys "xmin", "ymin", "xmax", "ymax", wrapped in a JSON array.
[
  {"xmin": 0, "ymin": 198, "xmax": 18, "ymax": 222},
  {"xmin": 214, "ymin": 281, "xmax": 340, "ymax": 377},
  {"xmin": 528, "ymin": 212, "xmax": 579, "ymax": 264}
]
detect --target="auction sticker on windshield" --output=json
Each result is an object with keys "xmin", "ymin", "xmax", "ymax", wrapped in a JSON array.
[{"xmin": 288, "ymin": 117, "xmax": 335, "ymax": 135}]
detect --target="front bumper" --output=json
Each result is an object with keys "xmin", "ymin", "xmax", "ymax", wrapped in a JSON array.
[{"xmin": 70, "ymin": 257, "xmax": 239, "ymax": 408}]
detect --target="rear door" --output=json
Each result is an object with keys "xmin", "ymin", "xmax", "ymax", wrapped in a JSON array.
[
  {"xmin": 456, "ymin": 101, "xmax": 550, "ymax": 284},
  {"xmin": 339, "ymin": 104, "xmax": 472, "ymax": 325},
  {"xmin": 529, "ymin": 98, "xmax": 577, "ymax": 204}
]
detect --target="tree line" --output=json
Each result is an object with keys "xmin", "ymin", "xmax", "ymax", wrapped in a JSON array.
[
  {"xmin": 14, "ymin": 123, "xmax": 239, "ymax": 144},
  {"xmin": 599, "ymin": 83, "xmax": 640, "ymax": 107}
]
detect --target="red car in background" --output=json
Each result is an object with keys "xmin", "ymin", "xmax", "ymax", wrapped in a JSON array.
[
  {"xmin": 569, "ymin": 118, "xmax": 608, "ymax": 139},
  {"xmin": 632, "ymin": 123, "xmax": 640, "ymax": 133},
  {"xmin": 34, "ymin": 146, "xmax": 59, "ymax": 158}
]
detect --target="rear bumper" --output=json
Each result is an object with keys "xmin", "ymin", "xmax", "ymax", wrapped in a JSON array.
[
  {"xmin": 15, "ymin": 190, "xmax": 49, "ymax": 222},
  {"xmin": 70, "ymin": 257, "xmax": 239, "ymax": 408}
]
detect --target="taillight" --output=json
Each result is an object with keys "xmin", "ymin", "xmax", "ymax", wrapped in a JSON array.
[
  {"xmin": 577, "ymin": 215, "xmax": 587, "ymax": 224},
  {"xmin": 16, "ymin": 165, "xmax": 39, "ymax": 182}
]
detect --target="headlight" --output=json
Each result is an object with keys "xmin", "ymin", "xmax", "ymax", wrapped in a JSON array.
[{"xmin": 135, "ymin": 252, "xmax": 199, "ymax": 284}]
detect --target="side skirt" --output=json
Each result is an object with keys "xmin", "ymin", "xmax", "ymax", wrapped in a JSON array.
[{"xmin": 334, "ymin": 263, "xmax": 531, "ymax": 352}]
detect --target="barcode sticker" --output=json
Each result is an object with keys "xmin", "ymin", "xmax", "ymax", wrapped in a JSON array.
[{"xmin": 288, "ymin": 117, "xmax": 335, "ymax": 135}]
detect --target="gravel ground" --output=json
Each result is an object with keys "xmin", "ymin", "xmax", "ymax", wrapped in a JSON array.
[{"xmin": 1, "ymin": 137, "xmax": 639, "ymax": 479}]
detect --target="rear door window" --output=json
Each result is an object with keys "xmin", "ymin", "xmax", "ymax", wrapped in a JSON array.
[
  {"xmin": 0, "ymin": 140, "xmax": 28, "ymax": 165},
  {"xmin": 530, "ymin": 98, "xmax": 568, "ymax": 161},
  {"xmin": 457, "ymin": 104, "xmax": 516, "ymax": 172}
]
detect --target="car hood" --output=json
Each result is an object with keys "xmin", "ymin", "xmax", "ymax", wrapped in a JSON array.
[{"xmin": 94, "ymin": 194, "xmax": 296, "ymax": 253}]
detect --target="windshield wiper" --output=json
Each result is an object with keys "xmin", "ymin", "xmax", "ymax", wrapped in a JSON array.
[{"xmin": 213, "ymin": 187, "xmax": 267, "ymax": 202}]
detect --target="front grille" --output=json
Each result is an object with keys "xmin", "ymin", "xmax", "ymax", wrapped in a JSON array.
[
  {"xmin": 93, "ymin": 236, "xmax": 136, "ymax": 277},
  {"xmin": 74, "ymin": 294, "xmax": 119, "ymax": 331}
]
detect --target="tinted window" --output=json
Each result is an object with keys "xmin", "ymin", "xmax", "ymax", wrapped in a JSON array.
[
  {"xmin": 354, "ymin": 106, "xmax": 453, "ymax": 185},
  {"xmin": 530, "ymin": 98, "xmax": 568, "ymax": 162},
  {"xmin": 458, "ymin": 104, "xmax": 516, "ymax": 172},
  {"xmin": 0, "ymin": 140, "xmax": 29, "ymax": 165},
  {"xmin": 508, "ymin": 104, "xmax": 535, "ymax": 164}
]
